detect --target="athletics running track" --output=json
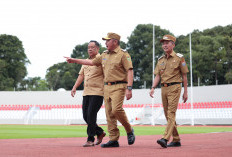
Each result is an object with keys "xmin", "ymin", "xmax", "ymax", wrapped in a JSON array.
[{"xmin": 0, "ymin": 131, "xmax": 232, "ymax": 157}]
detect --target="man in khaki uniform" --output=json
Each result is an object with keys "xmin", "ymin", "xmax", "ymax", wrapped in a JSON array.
[
  {"xmin": 149, "ymin": 35, "xmax": 189, "ymax": 148},
  {"xmin": 71, "ymin": 40, "xmax": 106, "ymax": 147},
  {"xmin": 64, "ymin": 32, "xmax": 135, "ymax": 148}
]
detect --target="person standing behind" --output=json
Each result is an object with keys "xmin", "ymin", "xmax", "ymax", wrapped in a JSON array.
[
  {"xmin": 64, "ymin": 32, "xmax": 135, "ymax": 148},
  {"xmin": 71, "ymin": 40, "xmax": 106, "ymax": 147},
  {"xmin": 149, "ymin": 35, "xmax": 189, "ymax": 148}
]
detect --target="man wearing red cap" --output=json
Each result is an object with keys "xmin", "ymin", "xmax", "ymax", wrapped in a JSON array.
[
  {"xmin": 64, "ymin": 32, "xmax": 135, "ymax": 148},
  {"xmin": 150, "ymin": 35, "xmax": 189, "ymax": 148}
]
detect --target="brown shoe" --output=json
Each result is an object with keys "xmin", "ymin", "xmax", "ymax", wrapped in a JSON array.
[
  {"xmin": 95, "ymin": 132, "xmax": 106, "ymax": 145},
  {"xmin": 83, "ymin": 141, "xmax": 94, "ymax": 147}
]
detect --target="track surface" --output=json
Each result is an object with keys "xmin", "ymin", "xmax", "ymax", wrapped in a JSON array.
[{"xmin": 1, "ymin": 132, "xmax": 232, "ymax": 157}]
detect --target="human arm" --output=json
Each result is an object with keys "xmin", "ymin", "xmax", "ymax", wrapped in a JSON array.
[
  {"xmin": 71, "ymin": 74, "xmax": 84, "ymax": 97},
  {"xmin": 126, "ymin": 69, "xmax": 133, "ymax": 100},
  {"xmin": 149, "ymin": 74, "xmax": 161, "ymax": 98},
  {"xmin": 182, "ymin": 73, "xmax": 188, "ymax": 103},
  {"xmin": 64, "ymin": 57, "xmax": 94, "ymax": 66}
]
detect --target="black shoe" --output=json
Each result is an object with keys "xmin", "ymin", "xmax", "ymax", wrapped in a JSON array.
[
  {"xmin": 127, "ymin": 128, "xmax": 135, "ymax": 145},
  {"xmin": 101, "ymin": 141, "xmax": 119, "ymax": 148},
  {"xmin": 157, "ymin": 138, "xmax": 168, "ymax": 148},
  {"xmin": 167, "ymin": 141, "xmax": 181, "ymax": 147}
]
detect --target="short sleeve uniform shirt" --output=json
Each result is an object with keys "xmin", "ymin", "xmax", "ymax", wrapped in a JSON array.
[
  {"xmin": 92, "ymin": 46, "xmax": 133, "ymax": 83},
  {"xmin": 154, "ymin": 51, "xmax": 189, "ymax": 84},
  {"xmin": 79, "ymin": 54, "xmax": 104, "ymax": 96}
]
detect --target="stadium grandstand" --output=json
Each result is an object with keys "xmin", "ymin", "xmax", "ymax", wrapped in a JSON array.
[{"xmin": 0, "ymin": 84, "xmax": 231, "ymax": 125}]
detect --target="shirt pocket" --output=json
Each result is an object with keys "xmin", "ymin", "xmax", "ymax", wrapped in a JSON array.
[
  {"xmin": 171, "ymin": 61, "xmax": 179, "ymax": 69},
  {"xmin": 110, "ymin": 60, "xmax": 121, "ymax": 70},
  {"xmin": 159, "ymin": 64, "xmax": 166, "ymax": 70},
  {"xmin": 83, "ymin": 66, "xmax": 90, "ymax": 75},
  {"xmin": 158, "ymin": 63, "xmax": 166, "ymax": 75}
]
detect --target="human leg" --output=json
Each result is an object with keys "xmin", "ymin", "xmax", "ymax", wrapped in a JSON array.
[
  {"xmin": 161, "ymin": 87, "xmax": 169, "ymax": 140},
  {"xmin": 111, "ymin": 84, "xmax": 135, "ymax": 145},
  {"xmin": 162, "ymin": 84, "xmax": 181, "ymax": 141},
  {"xmin": 157, "ymin": 87, "xmax": 169, "ymax": 148},
  {"xmin": 82, "ymin": 96, "xmax": 89, "ymax": 124},
  {"xmin": 86, "ymin": 95, "xmax": 104, "ymax": 142},
  {"xmin": 88, "ymin": 96, "xmax": 104, "ymax": 135},
  {"xmin": 101, "ymin": 95, "xmax": 120, "ymax": 148},
  {"xmin": 111, "ymin": 84, "xmax": 132, "ymax": 134},
  {"xmin": 87, "ymin": 95, "xmax": 106, "ymax": 145},
  {"xmin": 82, "ymin": 96, "xmax": 94, "ymax": 147},
  {"xmin": 104, "ymin": 96, "xmax": 119, "ymax": 141}
]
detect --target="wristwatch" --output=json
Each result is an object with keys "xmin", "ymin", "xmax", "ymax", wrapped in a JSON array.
[{"xmin": 127, "ymin": 86, "xmax": 132, "ymax": 91}]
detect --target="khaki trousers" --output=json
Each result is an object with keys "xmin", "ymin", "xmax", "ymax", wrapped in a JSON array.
[
  {"xmin": 161, "ymin": 84, "xmax": 181, "ymax": 142},
  {"xmin": 104, "ymin": 83, "xmax": 132, "ymax": 141}
]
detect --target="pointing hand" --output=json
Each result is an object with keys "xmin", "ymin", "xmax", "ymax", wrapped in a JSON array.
[{"xmin": 64, "ymin": 56, "xmax": 75, "ymax": 63}]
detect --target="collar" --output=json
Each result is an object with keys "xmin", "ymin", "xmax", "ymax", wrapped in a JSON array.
[
  {"xmin": 165, "ymin": 51, "xmax": 176, "ymax": 58},
  {"xmin": 112, "ymin": 46, "xmax": 120, "ymax": 54}
]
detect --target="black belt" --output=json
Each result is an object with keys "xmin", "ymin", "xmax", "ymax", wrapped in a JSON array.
[
  {"xmin": 161, "ymin": 82, "xmax": 181, "ymax": 87},
  {"xmin": 104, "ymin": 81, "xmax": 127, "ymax": 85}
]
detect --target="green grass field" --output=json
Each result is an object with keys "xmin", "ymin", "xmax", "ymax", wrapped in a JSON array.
[{"xmin": 0, "ymin": 125, "xmax": 232, "ymax": 139}]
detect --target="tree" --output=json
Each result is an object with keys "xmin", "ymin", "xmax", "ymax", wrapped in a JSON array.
[
  {"xmin": 175, "ymin": 26, "xmax": 232, "ymax": 86},
  {"xmin": 71, "ymin": 43, "xmax": 89, "ymax": 59},
  {"xmin": 200, "ymin": 25, "xmax": 232, "ymax": 85},
  {"xmin": 45, "ymin": 24, "xmax": 232, "ymax": 89},
  {"xmin": 126, "ymin": 24, "xmax": 171, "ymax": 88},
  {"xmin": 0, "ymin": 34, "xmax": 30, "ymax": 90},
  {"xmin": 46, "ymin": 42, "xmax": 107, "ymax": 90},
  {"xmin": 221, "ymin": 35, "xmax": 232, "ymax": 82},
  {"xmin": 46, "ymin": 43, "xmax": 87, "ymax": 90},
  {"xmin": 46, "ymin": 67, "xmax": 62, "ymax": 90},
  {"xmin": 36, "ymin": 79, "xmax": 49, "ymax": 91},
  {"xmin": 225, "ymin": 70, "xmax": 232, "ymax": 84},
  {"xmin": 61, "ymin": 71, "xmax": 74, "ymax": 89},
  {"xmin": 18, "ymin": 77, "xmax": 49, "ymax": 91}
]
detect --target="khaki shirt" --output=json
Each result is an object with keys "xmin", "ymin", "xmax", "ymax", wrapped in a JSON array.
[
  {"xmin": 79, "ymin": 54, "xmax": 104, "ymax": 96},
  {"xmin": 154, "ymin": 51, "xmax": 189, "ymax": 84},
  {"xmin": 92, "ymin": 46, "xmax": 133, "ymax": 82}
]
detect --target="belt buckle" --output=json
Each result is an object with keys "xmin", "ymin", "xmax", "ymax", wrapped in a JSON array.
[
  {"xmin": 108, "ymin": 82, "xmax": 111, "ymax": 85},
  {"xmin": 164, "ymin": 84, "xmax": 168, "ymax": 87}
]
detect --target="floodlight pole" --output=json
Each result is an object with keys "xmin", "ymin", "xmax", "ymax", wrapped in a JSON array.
[
  {"xmin": 189, "ymin": 33, "xmax": 194, "ymax": 126},
  {"xmin": 151, "ymin": 24, "xmax": 155, "ymax": 125}
]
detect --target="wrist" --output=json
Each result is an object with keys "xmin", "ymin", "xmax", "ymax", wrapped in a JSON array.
[{"xmin": 127, "ymin": 86, "xmax": 132, "ymax": 91}]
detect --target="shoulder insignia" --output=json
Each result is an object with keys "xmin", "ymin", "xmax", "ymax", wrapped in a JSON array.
[
  {"xmin": 176, "ymin": 53, "xmax": 183, "ymax": 58},
  {"xmin": 121, "ymin": 49, "xmax": 128, "ymax": 53},
  {"xmin": 103, "ymin": 50, "xmax": 108, "ymax": 53},
  {"xmin": 158, "ymin": 55, "xmax": 165, "ymax": 60}
]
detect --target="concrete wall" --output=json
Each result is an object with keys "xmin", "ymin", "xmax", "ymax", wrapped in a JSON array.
[
  {"xmin": 1, "ymin": 84, "xmax": 231, "ymax": 105},
  {"xmin": 0, "ymin": 84, "xmax": 232, "ymax": 125}
]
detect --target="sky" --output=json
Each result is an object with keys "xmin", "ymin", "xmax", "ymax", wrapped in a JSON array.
[{"xmin": 1, "ymin": 0, "xmax": 232, "ymax": 79}]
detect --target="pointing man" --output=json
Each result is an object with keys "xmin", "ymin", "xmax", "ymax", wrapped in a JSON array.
[{"xmin": 65, "ymin": 32, "xmax": 135, "ymax": 148}]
